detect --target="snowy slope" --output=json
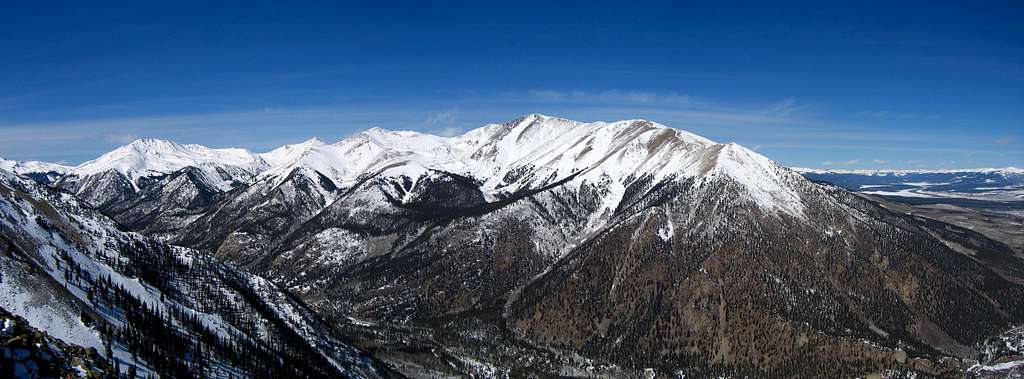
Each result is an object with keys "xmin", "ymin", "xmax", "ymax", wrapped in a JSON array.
[
  {"xmin": 444, "ymin": 114, "xmax": 804, "ymax": 215},
  {"xmin": 0, "ymin": 157, "xmax": 72, "ymax": 175},
  {"xmin": 37, "ymin": 115, "xmax": 805, "ymax": 216},
  {"xmin": 17, "ymin": 115, "xmax": 813, "ymax": 271},
  {"xmin": 0, "ymin": 156, "xmax": 72, "ymax": 184},
  {"xmin": 70, "ymin": 139, "xmax": 268, "ymax": 191},
  {"xmin": 244, "ymin": 114, "xmax": 805, "ymax": 215},
  {"xmin": 0, "ymin": 167, "xmax": 387, "ymax": 378},
  {"xmin": 255, "ymin": 129, "xmax": 455, "ymax": 188},
  {"xmin": 0, "ymin": 306, "xmax": 111, "ymax": 377}
]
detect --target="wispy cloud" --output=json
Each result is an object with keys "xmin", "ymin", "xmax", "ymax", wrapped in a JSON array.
[
  {"xmin": 423, "ymin": 109, "xmax": 463, "ymax": 136},
  {"xmin": 2, "ymin": 89, "xmax": 1018, "ymax": 169},
  {"xmin": 752, "ymin": 141, "xmax": 1014, "ymax": 154},
  {"xmin": 760, "ymin": 98, "xmax": 807, "ymax": 117},
  {"xmin": 0, "ymin": 108, "xmax": 412, "ymax": 161},
  {"xmin": 903, "ymin": 159, "xmax": 928, "ymax": 167},
  {"xmin": 525, "ymin": 89, "xmax": 694, "ymax": 107},
  {"xmin": 105, "ymin": 133, "xmax": 139, "ymax": 144},
  {"xmin": 822, "ymin": 159, "xmax": 861, "ymax": 166},
  {"xmin": 425, "ymin": 110, "xmax": 458, "ymax": 126},
  {"xmin": 0, "ymin": 90, "xmax": 54, "ymax": 112},
  {"xmin": 857, "ymin": 110, "xmax": 941, "ymax": 120},
  {"xmin": 505, "ymin": 90, "xmax": 817, "ymax": 129},
  {"xmin": 434, "ymin": 126, "xmax": 461, "ymax": 137}
]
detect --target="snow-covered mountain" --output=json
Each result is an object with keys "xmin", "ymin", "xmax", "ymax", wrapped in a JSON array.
[
  {"xmin": 448, "ymin": 115, "xmax": 803, "ymax": 215},
  {"xmin": 61, "ymin": 114, "xmax": 801, "ymax": 214},
  {"xmin": 0, "ymin": 167, "xmax": 389, "ymax": 378},
  {"xmin": 66, "ymin": 138, "xmax": 268, "ymax": 191},
  {"xmin": 255, "ymin": 115, "xmax": 803, "ymax": 214},
  {"xmin": 0, "ymin": 156, "xmax": 72, "ymax": 184},
  {"xmin": 8, "ymin": 120, "xmax": 1017, "ymax": 224},
  {"xmin": 52, "ymin": 114, "xmax": 808, "ymax": 263},
  {"xmin": 6, "ymin": 114, "xmax": 1024, "ymax": 377}
]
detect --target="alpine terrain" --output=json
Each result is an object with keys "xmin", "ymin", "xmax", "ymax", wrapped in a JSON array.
[
  {"xmin": 0, "ymin": 162, "xmax": 389, "ymax": 377},
  {"xmin": 4, "ymin": 114, "xmax": 1024, "ymax": 377}
]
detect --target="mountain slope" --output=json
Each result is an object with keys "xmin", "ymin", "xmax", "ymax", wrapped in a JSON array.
[
  {"xmin": 0, "ymin": 168, "xmax": 390, "ymax": 377},
  {"xmin": 53, "ymin": 139, "xmax": 267, "ymax": 219},
  {"xmin": 68, "ymin": 138, "xmax": 266, "ymax": 191},
  {"xmin": 25, "ymin": 114, "xmax": 1024, "ymax": 377},
  {"xmin": 0, "ymin": 157, "xmax": 72, "ymax": 184},
  {"xmin": 272, "ymin": 150, "xmax": 1022, "ymax": 376},
  {"xmin": 169, "ymin": 129, "xmax": 457, "ymax": 268},
  {"xmin": 147, "ymin": 115, "xmax": 806, "ymax": 266},
  {"xmin": 1, "ymin": 305, "xmax": 111, "ymax": 378},
  {"xmin": 268, "ymin": 116, "xmax": 1023, "ymax": 377}
]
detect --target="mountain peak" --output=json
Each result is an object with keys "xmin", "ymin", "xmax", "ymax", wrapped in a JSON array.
[
  {"xmin": 518, "ymin": 113, "xmax": 552, "ymax": 122},
  {"xmin": 73, "ymin": 139, "xmax": 266, "ymax": 191},
  {"xmin": 287, "ymin": 137, "xmax": 326, "ymax": 149},
  {"xmin": 360, "ymin": 126, "xmax": 441, "ymax": 140},
  {"xmin": 124, "ymin": 138, "xmax": 183, "ymax": 150},
  {"xmin": 56, "ymin": 115, "xmax": 802, "ymax": 214},
  {"xmin": 362, "ymin": 126, "xmax": 389, "ymax": 134},
  {"xmin": 706, "ymin": 140, "xmax": 804, "ymax": 215},
  {"xmin": 0, "ymin": 157, "xmax": 72, "ymax": 184}
]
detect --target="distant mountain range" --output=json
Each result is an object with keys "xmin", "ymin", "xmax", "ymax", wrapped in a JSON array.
[
  {"xmin": 2, "ymin": 114, "xmax": 1023, "ymax": 377},
  {"xmin": 794, "ymin": 167, "xmax": 1024, "ymax": 210},
  {"xmin": 794, "ymin": 167, "xmax": 1024, "ymax": 175}
]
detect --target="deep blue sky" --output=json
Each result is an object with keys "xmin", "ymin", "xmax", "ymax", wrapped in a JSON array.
[{"xmin": 1, "ymin": 1, "xmax": 1021, "ymax": 169}]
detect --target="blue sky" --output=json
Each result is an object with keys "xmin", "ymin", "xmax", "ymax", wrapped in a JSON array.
[{"xmin": 1, "ymin": 1, "xmax": 1021, "ymax": 169}]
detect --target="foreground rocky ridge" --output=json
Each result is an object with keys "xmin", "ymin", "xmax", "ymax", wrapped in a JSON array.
[
  {"xmin": 0, "ymin": 169, "xmax": 388, "ymax": 377},
  {"xmin": 5, "ymin": 114, "xmax": 1024, "ymax": 377},
  {"xmin": 1, "ymin": 306, "xmax": 111, "ymax": 378}
]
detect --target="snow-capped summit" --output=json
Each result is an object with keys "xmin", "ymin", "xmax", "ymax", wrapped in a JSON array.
[
  {"xmin": 244, "ymin": 114, "xmax": 802, "ymax": 213},
  {"xmin": 0, "ymin": 156, "xmax": 72, "ymax": 175},
  {"xmin": 440, "ymin": 114, "xmax": 801, "ymax": 214},
  {"xmin": 0, "ymin": 156, "xmax": 73, "ymax": 184},
  {"xmin": 453, "ymin": 114, "xmax": 718, "ymax": 181},
  {"xmin": 71, "ymin": 138, "xmax": 268, "ymax": 191},
  {"xmin": 254, "ymin": 128, "xmax": 456, "ymax": 189},
  {"xmin": 707, "ymin": 142, "xmax": 805, "ymax": 213},
  {"xmin": 259, "ymin": 137, "xmax": 327, "ymax": 167},
  {"xmin": 41, "ymin": 115, "xmax": 806, "ymax": 215}
]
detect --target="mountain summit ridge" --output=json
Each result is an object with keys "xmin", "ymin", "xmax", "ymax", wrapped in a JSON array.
[{"xmin": 45, "ymin": 115, "xmax": 804, "ymax": 215}]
